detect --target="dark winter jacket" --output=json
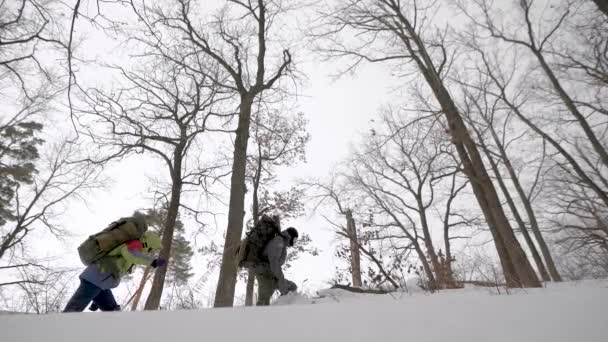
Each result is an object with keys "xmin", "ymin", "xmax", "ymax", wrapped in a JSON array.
[{"xmin": 253, "ymin": 231, "xmax": 289, "ymax": 280}]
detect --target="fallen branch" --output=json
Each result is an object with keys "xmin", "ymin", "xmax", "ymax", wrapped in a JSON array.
[
  {"xmin": 461, "ymin": 280, "xmax": 507, "ymax": 287},
  {"xmin": 330, "ymin": 284, "xmax": 391, "ymax": 294}
]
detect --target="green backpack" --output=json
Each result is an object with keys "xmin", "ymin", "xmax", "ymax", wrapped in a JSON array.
[
  {"xmin": 236, "ymin": 215, "xmax": 281, "ymax": 268},
  {"xmin": 78, "ymin": 217, "xmax": 148, "ymax": 266}
]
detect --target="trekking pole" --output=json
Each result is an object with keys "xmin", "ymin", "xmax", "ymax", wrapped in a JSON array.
[{"xmin": 122, "ymin": 267, "xmax": 153, "ymax": 310}]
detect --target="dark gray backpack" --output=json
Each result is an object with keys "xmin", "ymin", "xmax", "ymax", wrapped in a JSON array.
[{"xmin": 236, "ymin": 215, "xmax": 280, "ymax": 268}]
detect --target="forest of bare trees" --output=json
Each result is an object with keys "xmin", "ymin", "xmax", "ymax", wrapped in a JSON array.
[{"xmin": 1, "ymin": 0, "xmax": 607, "ymax": 312}]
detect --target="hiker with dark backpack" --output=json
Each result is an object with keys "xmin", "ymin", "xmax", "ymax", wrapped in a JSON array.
[
  {"xmin": 236, "ymin": 215, "xmax": 299, "ymax": 305},
  {"xmin": 63, "ymin": 215, "xmax": 166, "ymax": 312}
]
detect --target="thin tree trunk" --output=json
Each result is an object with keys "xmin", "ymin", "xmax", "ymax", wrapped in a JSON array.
[
  {"xmin": 473, "ymin": 126, "xmax": 549, "ymax": 281},
  {"xmin": 483, "ymin": 116, "xmax": 562, "ymax": 281},
  {"xmin": 532, "ymin": 50, "xmax": 608, "ymax": 169},
  {"xmin": 442, "ymin": 172, "xmax": 466, "ymax": 287},
  {"xmin": 481, "ymin": 54, "xmax": 608, "ymax": 208},
  {"xmin": 338, "ymin": 231, "xmax": 400, "ymax": 289},
  {"xmin": 214, "ymin": 95, "xmax": 254, "ymax": 308},
  {"xmin": 417, "ymin": 197, "xmax": 443, "ymax": 287},
  {"xmin": 345, "ymin": 209, "xmax": 362, "ymax": 287},
  {"xmin": 245, "ymin": 270, "xmax": 255, "ymax": 306},
  {"xmin": 144, "ymin": 143, "xmax": 185, "ymax": 310}
]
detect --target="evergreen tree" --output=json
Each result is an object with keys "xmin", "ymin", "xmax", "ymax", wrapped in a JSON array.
[
  {"xmin": 0, "ymin": 121, "xmax": 43, "ymax": 226},
  {"xmin": 139, "ymin": 209, "xmax": 194, "ymax": 286}
]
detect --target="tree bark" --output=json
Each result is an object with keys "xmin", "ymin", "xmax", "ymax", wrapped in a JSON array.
[
  {"xmin": 532, "ymin": 50, "xmax": 608, "ymax": 170},
  {"xmin": 245, "ymin": 145, "xmax": 265, "ymax": 306},
  {"xmin": 245, "ymin": 269, "xmax": 255, "ymax": 306},
  {"xmin": 345, "ymin": 209, "xmax": 362, "ymax": 287},
  {"xmin": 480, "ymin": 53, "xmax": 608, "ymax": 208},
  {"xmin": 396, "ymin": 20, "xmax": 540, "ymax": 286},
  {"xmin": 416, "ymin": 197, "xmax": 443, "ymax": 288},
  {"xmin": 368, "ymin": 2, "xmax": 539, "ymax": 287},
  {"xmin": 338, "ymin": 230, "xmax": 400, "ymax": 289},
  {"xmin": 214, "ymin": 95, "xmax": 254, "ymax": 307},
  {"xmin": 592, "ymin": 0, "xmax": 608, "ymax": 18},
  {"xmin": 482, "ymin": 116, "xmax": 562, "ymax": 281},
  {"xmin": 473, "ymin": 126, "xmax": 549, "ymax": 281},
  {"xmin": 442, "ymin": 171, "xmax": 465, "ymax": 286},
  {"xmin": 144, "ymin": 142, "xmax": 185, "ymax": 310}
]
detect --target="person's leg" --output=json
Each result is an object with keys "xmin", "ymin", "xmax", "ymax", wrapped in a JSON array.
[
  {"xmin": 256, "ymin": 273, "xmax": 275, "ymax": 306},
  {"xmin": 63, "ymin": 280, "xmax": 102, "ymax": 312},
  {"xmin": 92, "ymin": 289, "xmax": 120, "ymax": 311}
]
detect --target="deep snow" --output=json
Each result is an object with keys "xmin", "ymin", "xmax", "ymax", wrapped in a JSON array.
[{"xmin": 1, "ymin": 280, "xmax": 607, "ymax": 342}]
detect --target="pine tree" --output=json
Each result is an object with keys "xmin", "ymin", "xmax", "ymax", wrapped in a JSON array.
[
  {"xmin": 0, "ymin": 121, "xmax": 44, "ymax": 226},
  {"xmin": 129, "ymin": 209, "xmax": 193, "ymax": 310}
]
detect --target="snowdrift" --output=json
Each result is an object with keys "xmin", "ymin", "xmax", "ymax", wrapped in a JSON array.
[{"xmin": 2, "ymin": 280, "xmax": 607, "ymax": 342}]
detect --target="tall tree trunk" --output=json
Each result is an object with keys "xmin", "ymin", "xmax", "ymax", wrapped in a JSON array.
[
  {"xmin": 245, "ymin": 270, "xmax": 255, "ymax": 306},
  {"xmin": 422, "ymin": 70, "xmax": 537, "ymax": 287},
  {"xmin": 345, "ymin": 209, "xmax": 362, "ymax": 287},
  {"xmin": 473, "ymin": 126, "xmax": 549, "ymax": 281},
  {"xmin": 412, "ymin": 240, "xmax": 437, "ymax": 288},
  {"xmin": 532, "ymin": 50, "xmax": 608, "ymax": 169},
  {"xmin": 144, "ymin": 143, "xmax": 185, "ymax": 310},
  {"xmin": 417, "ymin": 198, "xmax": 443, "ymax": 288},
  {"xmin": 483, "ymin": 116, "xmax": 562, "ymax": 281},
  {"xmin": 245, "ymin": 151, "xmax": 264, "ymax": 306},
  {"xmin": 339, "ymin": 230, "xmax": 400, "ymax": 289},
  {"xmin": 592, "ymin": 0, "xmax": 608, "ymax": 18},
  {"xmin": 131, "ymin": 266, "xmax": 152, "ymax": 311},
  {"xmin": 390, "ymin": 6, "xmax": 540, "ymax": 287},
  {"xmin": 488, "ymin": 65, "xmax": 608, "ymax": 208},
  {"xmin": 214, "ymin": 95, "xmax": 254, "ymax": 308},
  {"xmin": 442, "ymin": 172, "xmax": 465, "ymax": 287}
]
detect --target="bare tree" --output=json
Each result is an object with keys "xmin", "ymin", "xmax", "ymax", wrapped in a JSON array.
[
  {"xmin": 0, "ymin": 1, "xmax": 70, "ymax": 227},
  {"xmin": 15, "ymin": 267, "xmax": 77, "ymax": 313},
  {"xmin": 0, "ymin": 140, "xmax": 102, "ymax": 261},
  {"xmin": 345, "ymin": 111, "xmax": 466, "ymax": 289},
  {"xmin": 75, "ymin": 38, "xmax": 226, "ymax": 309},
  {"xmin": 462, "ymin": 0, "xmax": 608, "ymax": 171},
  {"xmin": 305, "ymin": 175, "xmax": 401, "ymax": 289},
  {"xmin": 0, "ymin": 0, "xmax": 66, "ymax": 97},
  {"xmin": 315, "ymin": 0, "xmax": 540, "ymax": 287},
  {"xmin": 345, "ymin": 208, "xmax": 363, "ymax": 287},
  {"xmin": 457, "ymin": 73, "xmax": 562, "ymax": 281},
  {"xmin": 456, "ymin": 8, "xmax": 607, "ymax": 281},
  {"xmin": 243, "ymin": 109, "xmax": 309, "ymax": 305},
  {"xmin": 126, "ymin": 0, "xmax": 297, "ymax": 307}
]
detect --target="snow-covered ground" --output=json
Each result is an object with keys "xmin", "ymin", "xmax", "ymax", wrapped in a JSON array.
[{"xmin": 2, "ymin": 280, "xmax": 607, "ymax": 342}]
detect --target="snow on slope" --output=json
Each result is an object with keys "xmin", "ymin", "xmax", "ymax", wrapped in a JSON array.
[{"xmin": 2, "ymin": 280, "xmax": 607, "ymax": 342}]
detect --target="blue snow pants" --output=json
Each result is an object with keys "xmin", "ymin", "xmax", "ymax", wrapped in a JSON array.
[{"xmin": 63, "ymin": 279, "xmax": 119, "ymax": 312}]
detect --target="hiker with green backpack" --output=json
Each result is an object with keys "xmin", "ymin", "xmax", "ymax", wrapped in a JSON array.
[
  {"xmin": 237, "ymin": 215, "xmax": 299, "ymax": 305},
  {"xmin": 63, "ymin": 215, "xmax": 166, "ymax": 312}
]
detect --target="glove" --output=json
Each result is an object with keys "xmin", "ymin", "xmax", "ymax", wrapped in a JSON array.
[
  {"xmin": 287, "ymin": 280, "xmax": 298, "ymax": 293},
  {"xmin": 151, "ymin": 258, "xmax": 167, "ymax": 268},
  {"xmin": 278, "ymin": 279, "xmax": 297, "ymax": 295}
]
